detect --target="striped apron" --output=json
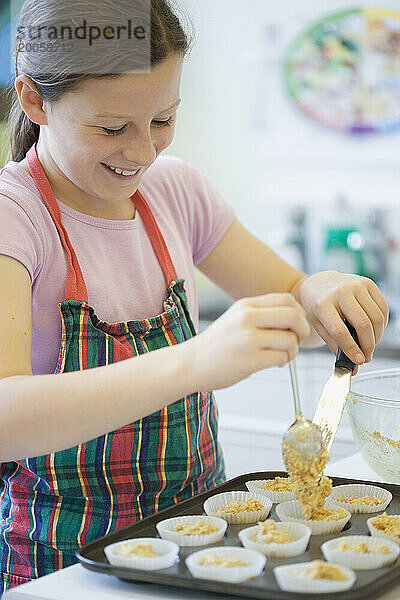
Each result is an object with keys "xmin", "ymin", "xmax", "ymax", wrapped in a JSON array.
[{"xmin": 0, "ymin": 142, "xmax": 225, "ymax": 594}]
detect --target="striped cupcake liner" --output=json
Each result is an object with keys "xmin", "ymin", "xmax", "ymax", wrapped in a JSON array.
[
  {"xmin": 238, "ymin": 521, "xmax": 311, "ymax": 557},
  {"xmin": 245, "ymin": 479, "xmax": 296, "ymax": 504},
  {"xmin": 321, "ymin": 535, "xmax": 399, "ymax": 570},
  {"xmin": 203, "ymin": 491, "xmax": 272, "ymax": 524},
  {"xmin": 185, "ymin": 546, "xmax": 266, "ymax": 583},
  {"xmin": 274, "ymin": 561, "xmax": 356, "ymax": 593},
  {"xmin": 328, "ymin": 484, "xmax": 392, "ymax": 514},
  {"xmin": 276, "ymin": 500, "xmax": 351, "ymax": 535},
  {"xmin": 156, "ymin": 515, "xmax": 227, "ymax": 547},
  {"xmin": 104, "ymin": 537, "xmax": 179, "ymax": 571},
  {"xmin": 368, "ymin": 514, "xmax": 400, "ymax": 546}
]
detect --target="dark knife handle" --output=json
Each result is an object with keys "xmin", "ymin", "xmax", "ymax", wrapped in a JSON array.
[{"xmin": 335, "ymin": 319, "xmax": 359, "ymax": 371}]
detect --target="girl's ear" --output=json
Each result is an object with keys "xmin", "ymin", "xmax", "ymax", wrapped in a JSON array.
[{"xmin": 14, "ymin": 75, "xmax": 48, "ymax": 126}]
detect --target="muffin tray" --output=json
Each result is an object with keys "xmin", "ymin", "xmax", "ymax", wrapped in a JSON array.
[{"xmin": 76, "ymin": 471, "xmax": 400, "ymax": 599}]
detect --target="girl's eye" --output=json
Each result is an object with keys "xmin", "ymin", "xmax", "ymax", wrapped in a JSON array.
[
  {"xmin": 102, "ymin": 125, "xmax": 127, "ymax": 136},
  {"xmin": 152, "ymin": 116, "xmax": 175, "ymax": 128},
  {"xmin": 101, "ymin": 115, "xmax": 175, "ymax": 135}
]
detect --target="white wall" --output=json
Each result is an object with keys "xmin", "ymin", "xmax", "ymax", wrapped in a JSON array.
[{"xmin": 167, "ymin": 0, "xmax": 400, "ymax": 240}]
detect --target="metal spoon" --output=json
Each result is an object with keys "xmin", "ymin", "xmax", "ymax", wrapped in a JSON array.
[{"xmin": 282, "ymin": 359, "xmax": 324, "ymax": 464}]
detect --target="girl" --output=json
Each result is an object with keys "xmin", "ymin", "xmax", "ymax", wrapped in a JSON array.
[{"xmin": 0, "ymin": 0, "xmax": 388, "ymax": 593}]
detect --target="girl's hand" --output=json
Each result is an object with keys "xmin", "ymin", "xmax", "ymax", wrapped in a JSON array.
[
  {"xmin": 298, "ymin": 271, "xmax": 389, "ymax": 366},
  {"xmin": 185, "ymin": 293, "xmax": 310, "ymax": 392}
]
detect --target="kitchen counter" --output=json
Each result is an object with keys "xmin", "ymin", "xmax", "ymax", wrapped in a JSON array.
[{"xmin": 4, "ymin": 452, "xmax": 400, "ymax": 600}]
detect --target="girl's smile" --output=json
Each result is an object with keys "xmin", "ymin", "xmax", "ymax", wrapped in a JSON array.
[{"xmin": 101, "ymin": 163, "xmax": 142, "ymax": 180}]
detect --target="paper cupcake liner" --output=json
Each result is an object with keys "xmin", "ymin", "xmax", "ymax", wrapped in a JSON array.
[
  {"xmin": 156, "ymin": 515, "xmax": 227, "ymax": 547},
  {"xmin": 104, "ymin": 537, "xmax": 179, "ymax": 571},
  {"xmin": 203, "ymin": 491, "xmax": 272, "ymax": 524},
  {"xmin": 185, "ymin": 546, "xmax": 266, "ymax": 584},
  {"xmin": 238, "ymin": 521, "xmax": 311, "ymax": 557},
  {"xmin": 328, "ymin": 484, "xmax": 392, "ymax": 514},
  {"xmin": 321, "ymin": 535, "xmax": 399, "ymax": 570},
  {"xmin": 275, "ymin": 500, "xmax": 351, "ymax": 535},
  {"xmin": 245, "ymin": 479, "xmax": 296, "ymax": 504},
  {"xmin": 368, "ymin": 514, "xmax": 400, "ymax": 546},
  {"xmin": 273, "ymin": 561, "xmax": 356, "ymax": 594}
]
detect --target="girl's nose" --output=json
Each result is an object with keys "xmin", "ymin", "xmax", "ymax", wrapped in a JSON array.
[{"xmin": 122, "ymin": 131, "xmax": 156, "ymax": 167}]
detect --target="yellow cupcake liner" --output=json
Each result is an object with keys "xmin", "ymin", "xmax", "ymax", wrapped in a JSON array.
[
  {"xmin": 328, "ymin": 484, "xmax": 392, "ymax": 514},
  {"xmin": 245, "ymin": 479, "xmax": 296, "ymax": 504},
  {"xmin": 275, "ymin": 500, "xmax": 351, "ymax": 535},
  {"xmin": 104, "ymin": 537, "xmax": 179, "ymax": 571},
  {"xmin": 156, "ymin": 515, "xmax": 227, "ymax": 547},
  {"xmin": 368, "ymin": 514, "xmax": 400, "ymax": 546},
  {"xmin": 274, "ymin": 561, "xmax": 356, "ymax": 593},
  {"xmin": 203, "ymin": 491, "xmax": 272, "ymax": 524},
  {"xmin": 321, "ymin": 535, "xmax": 399, "ymax": 570},
  {"xmin": 238, "ymin": 521, "xmax": 311, "ymax": 557},
  {"xmin": 185, "ymin": 546, "xmax": 266, "ymax": 583}
]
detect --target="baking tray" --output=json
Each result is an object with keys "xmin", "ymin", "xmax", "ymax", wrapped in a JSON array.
[{"xmin": 76, "ymin": 471, "xmax": 400, "ymax": 599}]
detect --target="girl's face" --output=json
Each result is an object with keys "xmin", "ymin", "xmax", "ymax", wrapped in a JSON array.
[{"xmin": 36, "ymin": 53, "xmax": 183, "ymax": 216}]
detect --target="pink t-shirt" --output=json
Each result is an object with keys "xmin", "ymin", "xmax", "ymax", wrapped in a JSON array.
[{"xmin": 0, "ymin": 155, "xmax": 235, "ymax": 375}]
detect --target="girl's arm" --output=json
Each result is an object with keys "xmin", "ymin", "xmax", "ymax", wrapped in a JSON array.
[
  {"xmin": 197, "ymin": 218, "xmax": 389, "ymax": 365},
  {"xmin": 0, "ymin": 254, "xmax": 310, "ymax": 462}
]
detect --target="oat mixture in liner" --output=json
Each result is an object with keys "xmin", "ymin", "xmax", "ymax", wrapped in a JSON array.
[
  {"xmin": 199, "ymin": 552, "xmax": 248, "ymax": 568},
  {"xmin": 114, "ymin": 542, "xmax": 157, "ymax": 558},
  {"xmin": 282, "ymin": 443, "xmax": 344, "ymax": 520},
  {"xmin": 264, "ymin": 477, "xmax": 293, "ymax": 492},
  {"xmin": 371, "ymin": 512, "xmax": 400, "ymax": 537},
  {"xmin": 175, "ymin": 521, "xmax": 219, "ymax": 536},
  {"xmin": 252, "ymin": 519, "xmax": 294, "ymax": 544},
  {"xmin": 295, "ymin": 559, "xmax": 348, "ymax": 581},
  {"xmin": 218, "ymin": 499, "xmax": 264, "ymax": 515},
  {"xmin": 332, "ymin": 495, "xmax": 384, "ymax": 506},
  {"xmin": 337, "ymin": 540, "xmax": 391, "ymax": 554}
]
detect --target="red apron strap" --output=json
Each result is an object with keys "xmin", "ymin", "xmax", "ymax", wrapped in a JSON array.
[
  {"xmin": 132, "ymin": 189, "xmax": 177, "ymax": 285},
  {"xmin": 26, "ymin": 143, "xmax": 88, "ymax": 303}
]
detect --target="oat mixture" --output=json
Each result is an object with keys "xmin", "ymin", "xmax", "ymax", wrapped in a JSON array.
[
  {"xmin": 337, "ymin": 540, "xmax": 391, "ymax": 554},
  {"xmin": 217, "ymin": 499, "xmax": 264, "ymax": 515},
  {"xmin": 371, "ymin": 512, "xmax": 400, "ymax": 538},
  {"xmin": 114, "ymin": 542, "xmax": 156, "ymax": 558},
  {"xmin": 252, "ymin": 519, "xmax": 293, "ymax": 544},
  {"xmin": 281, "ymin": 442, "xmax": 335, "ymax": 520},
  {"xmin": 264, "ymin": 477, "xmax": 293, "ymax": 492},
  {"xmin": 332, "ymin": 495, "xmax": 384, "ymax": 506},
  {"xmin": 295, "ymin": 559, "xmax": 348, "ymax": 581},
  {"xmin": 307, "ymin": 506, "xmax": 347, "ymax": 521},
  {"xmin": 175, "ymin": 521, "xmax": 219, "ymax": 536},
  {"xmin": 199, "ymin": 552, "xmax": 247, "ymax": 568}
]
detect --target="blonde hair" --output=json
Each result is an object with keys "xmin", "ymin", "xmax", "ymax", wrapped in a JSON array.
[{"xmin": 6, "ymin": 0, "xmax": 193, "ymax": 163}]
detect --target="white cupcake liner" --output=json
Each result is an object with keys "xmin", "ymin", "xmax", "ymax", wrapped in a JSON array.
[
  {"xmin": 321, "ymin": 535, "xmax": 400, "ymax": 570},
  {"xmin": 238, "ymin": 521, "xmax": 311, "ymax": 557},
  {"xmin": 104, "ymin": 537, "xmax": 179, "ymax": 571},
  {"xmin": 276, "ymin": 500, "xmax": 351, "ymax": 535},
  {"xmin": 203, "ymin": 491, "xmax": 272, "ymax": 524},
  {"xmin": 274, "ymin": 561, "xmax": 356, "ymax": 593},
  {"xmin": 156, "ymin": 515, "xmax": 227, "ymax": 547},
  {"xmin": 368, "ymin": 514, "xmax": 400, "ymax": 545},
  {"xmin": 328, "ymin": 484, "xmax": 392, "ymax": 514},
  {"xmin": 245, "ymin": 479, "xmax": 296, "ymax": 504},
  {"xmin": 185, "ymin": 546, "xmax": 266, "ymax": 583}
]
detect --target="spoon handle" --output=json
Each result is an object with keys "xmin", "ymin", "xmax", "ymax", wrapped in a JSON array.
[{"xmin": 288, "ymin": 359, "xmax": 302, "ymax": 419}]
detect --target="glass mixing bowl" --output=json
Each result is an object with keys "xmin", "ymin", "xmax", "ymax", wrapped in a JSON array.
[{"xmin": 347, "ymin": 368, "xmax": 400, "ymax": 483}]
